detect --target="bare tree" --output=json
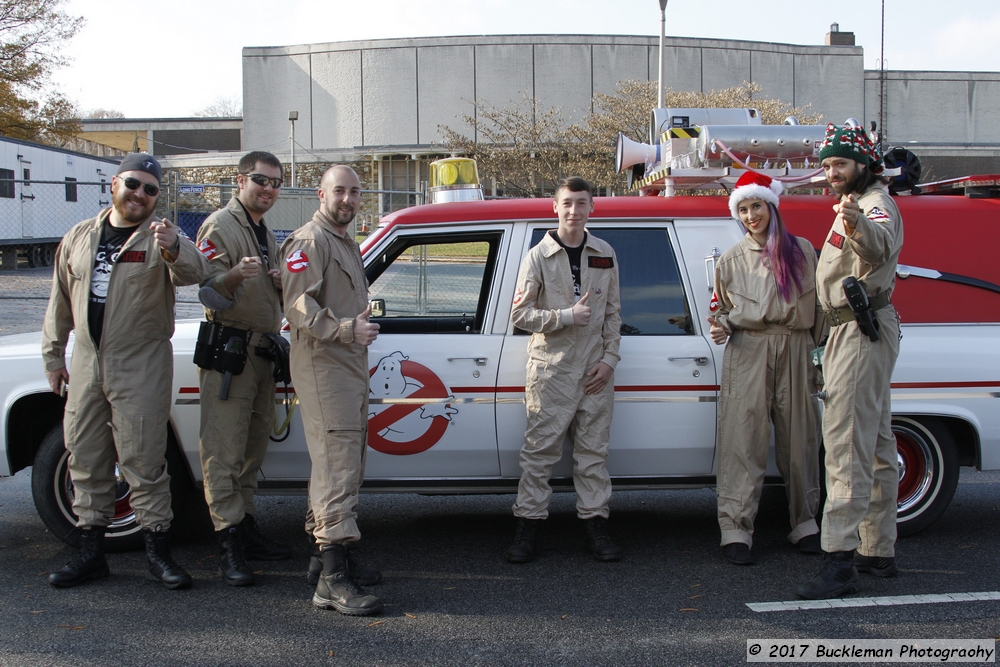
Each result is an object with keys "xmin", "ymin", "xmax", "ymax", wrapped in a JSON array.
[
  {"xmin": 442, "ymin": 81, "xmax": 823, "ymax": 196},
  {"xmin": 193, "ymin": 96, "xmax": 243, "ymax": 118},
  {"xmin": 0, "ymin": 0, "xmax": 83, "ymax": 144},
  {"xmin": 84, "ymin": 108, "xmax": 125, "ymax": 119}
]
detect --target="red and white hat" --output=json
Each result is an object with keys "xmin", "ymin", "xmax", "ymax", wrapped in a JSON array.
[{"xmin": 728, "ymin": 171, "xmax": 783, "ymax": 220}]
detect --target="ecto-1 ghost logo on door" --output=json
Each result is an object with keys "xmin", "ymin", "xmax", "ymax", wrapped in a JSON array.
[{"xmin": 367, "ymin": 351, "xmax": 458, "ymax": 456}]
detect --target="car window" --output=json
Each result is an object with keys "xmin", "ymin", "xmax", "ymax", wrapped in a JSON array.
[
  {"xmin": 529, "ymin": 227, "xmax": 693, "ymax": 335},
  {"xmin": 366, "ymin": 232, "xmax": 501, "ymax": 334}
]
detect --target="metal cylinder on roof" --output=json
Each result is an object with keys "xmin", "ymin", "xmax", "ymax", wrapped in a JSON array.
[{"xmin": 696, "ymin": 125, "xmax": 828, "ymax": 166}]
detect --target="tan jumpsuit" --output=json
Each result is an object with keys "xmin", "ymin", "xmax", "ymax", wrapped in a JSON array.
[
  {"xmin": 196, "ymin": 197, "xmax": 283, "ymax": 531},
  {"xmin": 510, "ymin": 231, "xmax": 621, "ymax": 520},
  {"xmin": 281, "ymin": 209, "xmax": 370, "ymax": 546},
  {"xmin": 42, "ymin": 209, "xmax": 208, "ymax": 529},
  {"xmin": 816, "ymin": 184, "xmax": 903, "ymax": 557},
  {"xmin": 713, "ymin": 234, "xmax": 823, "ymax": 548}
]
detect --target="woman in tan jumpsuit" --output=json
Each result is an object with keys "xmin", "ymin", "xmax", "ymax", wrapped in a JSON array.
[{"xmin": 708, "ymin": 171, "xmax": 823, "ymax": 566}]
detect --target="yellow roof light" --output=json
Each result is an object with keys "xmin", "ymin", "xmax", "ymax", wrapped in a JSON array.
[{"xmin": 429, "ymin": 158, "xmax": 484, "ymax": 204}]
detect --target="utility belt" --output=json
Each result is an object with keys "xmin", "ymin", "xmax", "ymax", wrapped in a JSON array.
[
  {"xmin": 824, "ymin": 289, "xmax": 891, "ymax": 328},
  {"xmin": 193, "ymin": 321, "xmax": 291, "ymax": 399}
]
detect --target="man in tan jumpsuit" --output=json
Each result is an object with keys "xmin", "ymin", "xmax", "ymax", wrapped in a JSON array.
[
  {"xmin": 42, "ymin": 153, "xmax": 208, "ymax": 590},
  {"xmin": 710, "ymin": 172, "xmax": 823, "ymax": 565},
  {"xmin": 797, "ymin": 124, "xmax": 903, "ymax": 599},
  {"xmin": 281, "ymin": 165, "xmax": 382, "ymax": 616},
  {"xmin": 505, "ymin": 176, "xmax": 622, "ymax": 564},
  {"xmin": 196, "ymin": 151, "xmax": 291, "ymax": 587}
]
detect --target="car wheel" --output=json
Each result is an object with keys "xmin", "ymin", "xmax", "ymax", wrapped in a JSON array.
[
  {"xmin": 30, "ymin": 424, "xmax": 208, "ymax": 552},
  {"xmin": 894, "ymin": 417, "xmax": 959, "ymax": 537}
]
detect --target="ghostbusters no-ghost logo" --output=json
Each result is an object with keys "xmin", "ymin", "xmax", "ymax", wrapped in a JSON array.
[
  {"xmin": 286, "ymin": 249, "xmax": 309, "ymax": 273},
  {"xmin": 367, "ymin": 351, "xmax": 458, "ymax": 456},
  {"xmin": 198, "ymin": 239, "xmax": 217, "ymax": 260},
  {"xmin": 513, "ymin": 288, "xmax": 523, "ymax": 306},
  {"xmin": 709, "ymin": 291, "xmax": 720, "ymax": 313}
]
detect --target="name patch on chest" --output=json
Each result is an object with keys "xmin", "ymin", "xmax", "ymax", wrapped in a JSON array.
[
  {"xmin": 588, "ymin": 256, "xmax": 614, "ymax": 269},
  {"xmin": 827, "ymin": 231, "xmax": 846, "ymax": 250},
  {"xmin": 118, "ymin": 250, "xmax": 147, "ymax": 263}
]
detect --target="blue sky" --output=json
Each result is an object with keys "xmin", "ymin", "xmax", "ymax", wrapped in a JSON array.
[{"xmin": 54, "ymin": 0, "xmax": 999, "ymax": 117}]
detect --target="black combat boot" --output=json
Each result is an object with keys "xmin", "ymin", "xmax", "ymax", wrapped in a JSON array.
[
  {"xmin": 48, "ymin": 527, "xmax": 110, "ymax": 588},
  {"xmin": 583, "ymin": 516, "xmax": 622, "ymax": 562},
  {"xmin": 504, "ymin": 518, "xmax": 542, "ymax": 563},
  {"xmin": 855, "ymin": 554, "xmax": 899, "ymax": 577},
  {"xmin": 312, "ymin": 544, "xmax": 383, "ymax": 616},
  {"xmin": 796, "ymin": 550, "xmax": 860, "ymax": 599},
  {"xmin": 216, "ymin": 525, "xmax": 254, "ymax": 587},
  {"xmin": 240, "ymin": 514, "xmax": 292, "ymax": 561},
  {"xmin": 307, "ymin": 535, "xmax": 381, "ymax": 586},
  {"xmin": 142, "ymin": 528, "xmax": 193, "ymax": 590}
]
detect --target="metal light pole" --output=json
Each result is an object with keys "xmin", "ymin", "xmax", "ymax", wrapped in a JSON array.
[
  {"xmin": 288, "ymin": 110, "xmax": 299, "ymax": 187},
  {"xmin": 657, "ymin": 0, "xmax": 668, "ymax": 109}
]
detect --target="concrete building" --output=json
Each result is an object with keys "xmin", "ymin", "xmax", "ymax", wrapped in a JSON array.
[
  {"xmin": 241, "ymin": 32, "xmax": 1000, "ymax": 186},
  {"xmin": 77, "ymin": 117, "xmax": 243, "ymax": 156}
]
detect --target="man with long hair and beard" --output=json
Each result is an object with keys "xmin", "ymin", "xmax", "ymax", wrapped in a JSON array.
[
  {"xmin": 708, "ymin": 171, "xmax": 824, "ymax": 567},
  {"xmin": 797, "ymin": 124, "xmax": 903, "ymax": 599}
]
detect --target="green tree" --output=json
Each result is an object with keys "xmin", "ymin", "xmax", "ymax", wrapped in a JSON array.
[{"xmin": 0, "ymin": 0, "xmax": 83, "ymax": 145}]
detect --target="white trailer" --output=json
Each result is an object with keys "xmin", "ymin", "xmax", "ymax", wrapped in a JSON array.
[{"xmin": 0, "ymin": 137, "xmax": 120, "ymax": 269}]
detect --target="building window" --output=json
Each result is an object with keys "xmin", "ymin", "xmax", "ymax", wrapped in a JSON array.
[
  {"xmin": 22, "ymin": 168, "xmax": 30, "ymax": 185},
  {"xmin": 0, "ymin": 168, "xmax": 14, "ymax": 198},
  {"xmin": 65, "ymin": 177, "xmax": 78, "ymax": 202}
]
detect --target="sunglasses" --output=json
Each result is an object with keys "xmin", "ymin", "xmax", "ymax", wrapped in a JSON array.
[
  {"xmin": 119, "ymin": 176, "xmax": 160, "ymax": 197},
  {"xmin": 243, "ymin": 173, "xmax": 283, "ymax": 189}
]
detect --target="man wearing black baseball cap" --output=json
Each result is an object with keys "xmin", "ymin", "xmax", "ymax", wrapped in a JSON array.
[{"xmin": 42, "ymin": 153, "xmax": 209, "ymax": 590}]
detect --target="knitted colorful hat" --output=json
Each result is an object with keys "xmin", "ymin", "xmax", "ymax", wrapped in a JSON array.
[
  {"xmin": 728, "ymin": 171, "xmax": 783, "ymax": 219},
  {"xmin": 817, "ymin": 123, "xmax": 884, "ymax": 174}
]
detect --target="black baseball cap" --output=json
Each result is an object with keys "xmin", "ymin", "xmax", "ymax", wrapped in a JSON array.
[{"xmin": 117, "ymin": 153, "xmax": 163, "ymax": 183}]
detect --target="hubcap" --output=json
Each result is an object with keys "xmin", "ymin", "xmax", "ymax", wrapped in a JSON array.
[
  {"xmin": 56, "ymin": 450, "xmax": 138, "ymax": 533},
  {"xmin": 894, "ymin": 424, "xmax": 936, "ymax": 514}
]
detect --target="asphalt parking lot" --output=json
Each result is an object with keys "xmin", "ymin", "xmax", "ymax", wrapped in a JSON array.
[{"xmin": 1, "ymin": 267, "xmax": 998, "ymax": 666}]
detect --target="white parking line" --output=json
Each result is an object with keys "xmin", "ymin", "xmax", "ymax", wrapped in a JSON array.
[{"xmin": 747, "ymin": 591, "xmax": 1000, "ymax": 613}]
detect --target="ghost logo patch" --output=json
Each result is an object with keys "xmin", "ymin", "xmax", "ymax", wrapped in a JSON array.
[
  {"xmin": 588, "ymin": 256, "xmax": 614, "ymax": 269},
  {"xmin": 867, "ymin": 206, "xmax": 891, "ymax": 224},
  {"xmin": 286, "ymin": 249, "xmax": 309, "ymax": 273},
  {"xmin": 709, "ymin": 291, "xmax": 720, "ymax": 313},
  {"xmin": 198, "ymin": 239, "xmax": 217, "ymax": 260},
  {"xmin": 828, "ymin": 231, "xmax": 846, "ymax": 249},
  {"xmin": 513, "ymin": 288, "xmax": 523, "ymax": 306}
]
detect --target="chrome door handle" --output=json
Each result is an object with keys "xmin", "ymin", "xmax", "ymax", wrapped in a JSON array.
[
  {"xmin": 668, "ymin": 356, "xmax": 708, "ymax": 366},
  {"xmin": 447, "ymin": 357, "xmax": 487, "ymax": 366}
]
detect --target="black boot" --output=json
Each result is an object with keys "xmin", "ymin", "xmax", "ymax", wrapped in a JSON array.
[
  {"xmin": 217, "ymin": 525, "xmax": 254, "ymax": 587},
  {"xmin": 240, "ymin": 514, "xmax": 292, "ymax": 561},
  {"xmin": 142, "ymin": 528, "xmax": 192, "ymax": 590},
  {"xmin": 48, "ymin": 527, "xmax": 110, "ymax": 588},
  {"xmin": 307, "ymin": 535, "xmax": 381, "ymax": 586},
  {"xmin": 504, "ymin": 518, "xmax": 542, "ymax": 563},
  {"xmin": 312, "ymin": 544, "xmax": 383, "ymax": 616},
  {"xmin": 796, "ymin": 550, "xmax": 860, "ymax": 599},
  {"xmin": 855, "ymin": 554, "xmax": 899, "ymax": 577},
  {"xmin": 584, "ymin": 516, "xmax": 622, "ymax": 562}
]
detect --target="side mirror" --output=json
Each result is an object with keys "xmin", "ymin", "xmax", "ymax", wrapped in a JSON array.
[{"xmin": 370, "ymin": 298, "xmax": 385, "ymax": 318}]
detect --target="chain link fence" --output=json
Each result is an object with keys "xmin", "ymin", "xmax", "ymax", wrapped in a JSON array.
[{"xmin": 1, "ymin": 177, "xmax": 422, "ymax": 269}]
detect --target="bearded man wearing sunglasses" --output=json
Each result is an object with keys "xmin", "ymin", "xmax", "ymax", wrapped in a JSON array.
[
  {"xmin": 194, "ymin": 151, "xmax": 292, "ymax": 586},
  {"xmin": 42, "ymin": 153, "xmax": 209, "ymax": 590}
]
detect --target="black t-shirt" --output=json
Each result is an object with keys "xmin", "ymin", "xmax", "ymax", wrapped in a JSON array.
[
  {"xmin": 549, "ymin": 229, "xmax": 586, "ymax": 298},
  {"xmin": 237, "ymin": 199, "xmax": 270, "ymax": 266},
  {"xmin": 88, "ymin": 219, "xmax": 139, "ymax": 347}
]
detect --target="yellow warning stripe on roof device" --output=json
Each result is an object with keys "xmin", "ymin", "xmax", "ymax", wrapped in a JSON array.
[{"xmin": 663, "ymin": 127, "xmax": 700, "ymax": 141}]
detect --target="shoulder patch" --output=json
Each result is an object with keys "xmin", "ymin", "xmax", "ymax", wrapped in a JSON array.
[
  {"xmin": 198, "ymin": 238, "xmax": 218, "ymax": 260},
  {"xmin": 286, "ymin": 249, "xmax": 309, "ymax": 273},
  {"xmin": 867, "ymin": 206, "xmax": 891, "ymax": 223},
  {"xmin": 588, "ymin": 256, "xmax": 614, "ymax": 269},
  {"xmin": 709, "ymin": 291, "xmax": 720, "ymax": 313},
  {"xmin": 513, "ymin": 288, "xmax": 523, "ymax": 306},
  {"xmin": 827, "ymin": 231, "xmax": 846, "ymax": 250}
]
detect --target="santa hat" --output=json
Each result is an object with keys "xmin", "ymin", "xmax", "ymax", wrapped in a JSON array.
[{"xmin": 728, "ymin": 171, "xmax": 783, "ymax": 220}]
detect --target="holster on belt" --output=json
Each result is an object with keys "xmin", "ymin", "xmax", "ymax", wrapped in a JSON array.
[{"xmin": 824, "ymin": 283, "xmax": 891, "ymax": 336}]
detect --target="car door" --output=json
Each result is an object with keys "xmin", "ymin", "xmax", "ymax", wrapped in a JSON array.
[
  {"xmin": 360, "ymin": 226, "xmax": 512, "ymax": 478},
  {"xmin": 496, "ymin": 223, "xmax": 720, "ymax": 479}
]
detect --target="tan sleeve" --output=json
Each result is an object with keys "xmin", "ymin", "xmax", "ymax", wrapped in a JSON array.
[
  {"xmin": 196, "ymin": 218, "xmax": 238, "ymax": 299},
  {"xmin": 599, "ymin": 248, "xmax": 622, "ymax": 370},
  {"xmin": 846, "ymin": 195, "xmax": 900, "ymax": 268},
  {"xmin": 713, "ymin": 260, "xmax": 736, "ymax": 335},
  {"xmin": 41, "ymin": 236, "xmax": 76, "ymax": 372},
  {"xmin": 167, "ymin": 234, "xmax": 210, "ymax": 287},
  {"xmin": 281, "ymin": 236, "xmax": 355, "ymax": 343},
  {"xmin": 511, "ymin": 251, "xmax": 571, "ymax": 333}
]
